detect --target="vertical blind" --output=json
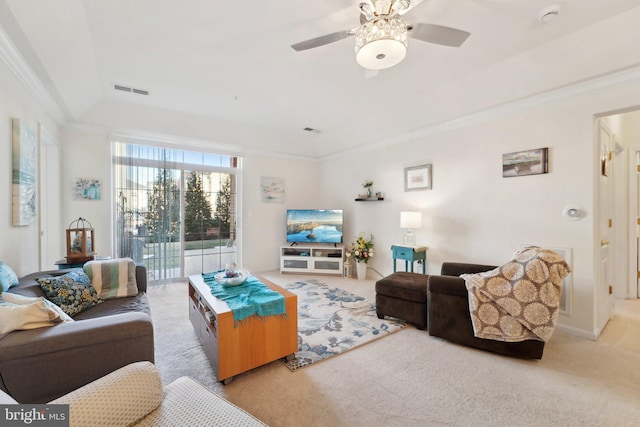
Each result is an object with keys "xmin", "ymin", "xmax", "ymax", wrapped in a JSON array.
[{"xmin": 112, "ymin": 140, "xmax": 239, "ymax": 283}]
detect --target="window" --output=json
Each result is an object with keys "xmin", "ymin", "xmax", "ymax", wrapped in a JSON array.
[{"xmin": 113, "ymin": 141, "xmax": 240, "ymax": 283}]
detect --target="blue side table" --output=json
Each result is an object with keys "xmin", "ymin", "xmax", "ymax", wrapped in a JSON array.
[
  {"xmin": 391, "ymin": 245, "xmax": 428, "ymax": 274},
  {"xmin": 54, "ymin": 259, "xmax": 84, "ymax": 270},
  {"xmin": 54, "ymin": 255, "xmax": 111, "ymax": 270}
]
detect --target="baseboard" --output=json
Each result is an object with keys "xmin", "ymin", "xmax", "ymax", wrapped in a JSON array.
[{"xmin": 555, "ymin": 323, "xmax": 599, "ymax": 340}]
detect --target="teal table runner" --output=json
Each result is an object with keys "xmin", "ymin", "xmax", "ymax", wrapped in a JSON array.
[{"xmin": 202, "ymin": 271, "xmax": 286, "ymax": 324}]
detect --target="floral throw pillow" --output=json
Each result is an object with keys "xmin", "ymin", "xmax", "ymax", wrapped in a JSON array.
[{"xmin": 37, "ymin": 269, "xmax": 103, "ymax": 317}]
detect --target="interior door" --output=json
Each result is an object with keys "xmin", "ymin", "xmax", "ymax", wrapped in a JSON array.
[{"xmin": 597, "ymin": 120, "xmax": 614, "ymax": 332}]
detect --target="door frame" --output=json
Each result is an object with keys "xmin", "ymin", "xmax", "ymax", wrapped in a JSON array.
[
  {"xmin": 628, "ymin": 146, "xmax": 640, "ymax": 299},
  {"xmin": 595, "ymin": 118, "xmax": 615, "ymax": 334},
  {"xmin": 37, "ymin": 123, "xmax": 61, "ymax": 270}
]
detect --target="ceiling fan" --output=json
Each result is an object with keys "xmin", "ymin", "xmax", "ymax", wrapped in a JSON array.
[{"xmin": 291, "ymin": 0, "xmax": 470, "ymax": 70}]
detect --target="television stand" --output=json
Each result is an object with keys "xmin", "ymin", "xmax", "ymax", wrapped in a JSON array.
[{"xmin": 280, "ymin": 245, "xmax": 344, "ymax": 275}]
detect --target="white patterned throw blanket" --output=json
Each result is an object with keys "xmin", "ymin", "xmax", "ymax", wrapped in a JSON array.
[{"xmin": 461, "ymin": 247, "xmax": 570, "ymax": 343}]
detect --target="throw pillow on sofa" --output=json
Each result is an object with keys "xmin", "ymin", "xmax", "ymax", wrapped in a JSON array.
[
  {"xmin": 0, "ymin": 262, "xmax": 19, "ymax": 294},
  {"xmin": 83, "ymin": 258, "xmax": 138, "ymax": 300},
  {"xmin": 0, "ymin": 298, "xmax": 67, "ymax": 335},
  {"xmin": 2, "ymin": 292, "xmax": 74, "ymax": 323},
  {"xmin": 37, "ymin": 269, "xmax": 103, "ymax": 317}
]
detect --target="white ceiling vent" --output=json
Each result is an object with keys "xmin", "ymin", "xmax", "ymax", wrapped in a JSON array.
[{"xmin": 113, "ymin": 84, "xmax": 149, "ymax": 96}]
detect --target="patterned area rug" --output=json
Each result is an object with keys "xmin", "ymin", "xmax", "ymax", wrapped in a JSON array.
[{"xmin": 283, "ymin": 279, "xmax": 406, "ymax": 371}]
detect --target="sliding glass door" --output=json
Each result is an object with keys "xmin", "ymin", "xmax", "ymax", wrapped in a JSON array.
[
  {"xmin": 113, "ymin": 141, "xmax": 239, "ymax": 283},
  {"xmin": 183, "ymin": 170, "xmax": 237, "ymax": 276}
]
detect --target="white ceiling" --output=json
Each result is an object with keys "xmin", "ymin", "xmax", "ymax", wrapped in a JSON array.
[{"xmin": 2, "ymin": 0, "xmax": 640, "ymax": 158}]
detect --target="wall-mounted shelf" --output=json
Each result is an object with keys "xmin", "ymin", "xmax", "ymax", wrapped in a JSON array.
[{"xmin": 355, "ymin": 197, "xmax": 384, "ymax": 201}]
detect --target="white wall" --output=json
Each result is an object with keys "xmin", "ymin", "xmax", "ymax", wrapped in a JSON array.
[
  {"xmin": 61, "ymin": 71, "xmax": 639, "ymax": 338},
  {"xmin": 59, "ymin": 127, "xmax": 321, "ymax": 274},
  {"xmin": 0, "ymin": 56, "xmax": 60, "ymax": 276},
  {"xmin": 61, "ymin": 128, "xmax": 112, "ymax": 257},
  {"xmin": 241, "ymin": 155, "xmax": 320, "ymax": 273},
  {"xmin": 320, "ymin": 76, "xmax": 640, "ymax": 338}
]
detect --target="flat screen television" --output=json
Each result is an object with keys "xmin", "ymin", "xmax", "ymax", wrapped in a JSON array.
[{"xmin": 286, "ymin": 209, "xmax": 343, "ymax": 244}]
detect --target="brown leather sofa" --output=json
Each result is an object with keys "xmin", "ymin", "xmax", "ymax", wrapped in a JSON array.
[
  {"xmin": 0, "ymin": 265, "xmax": 154, "ymax": 403},
  {"xmin": 427, "ymin": 262, "xmax": 545, "ymax": 359}
]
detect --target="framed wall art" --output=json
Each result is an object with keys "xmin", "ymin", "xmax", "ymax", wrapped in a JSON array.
[
  {"xmin": 502, "ymin": 147, "xmax": 548, "ymax": 177},
  {"xmin": 73, "ymin": 178, "xmax": 102, "ymax": 201},
  {"xmin": 261, "ymin": 177, "xmax": 285, "ymax": 202},
  {"xmin": 11, "ymin": 118, "xmax": 37, "ymax": 226},
  {"xmin": 404, "ymin": 164, "xmax": 432, "ymax": 191}
]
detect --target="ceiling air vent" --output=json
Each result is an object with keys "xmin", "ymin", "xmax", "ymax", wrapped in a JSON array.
[
  {"xmin": 113, "ymin": 84, "xmax": 149, "ymax": 96},
  {"xmin": 114, "ymin": 84, "xmax": 131, "ymax": 93}
]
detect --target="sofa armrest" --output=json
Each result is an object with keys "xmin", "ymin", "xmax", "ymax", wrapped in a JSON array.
[
  {"xmin": 0, "ymin": 313, "xmax": 154, "ymax": 403},
  {"xmin": 51, "ymin": 361, "xmax": 163, "ymax": 427},
  {"xmin": 440, "ymin": 262, "xmax": 497, "ymax": 277},
  {"xmin": 427, "ymin": 275, "xmax": 468, "ymax": 297},
  {"xmin": 139, "ymin": 376, "xmax": 267, "ymax": 426}
]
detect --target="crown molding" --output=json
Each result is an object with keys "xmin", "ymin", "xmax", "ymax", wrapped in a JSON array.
[
  {"xmin": 105, "ymin": 128, "xmax": 320, "ymax": 162},
  {"xmin": 0, "ymin": 24, "xmax": 65, "ymax": 124},
  {"xmin": 321, "ymin": 64, "xmax": 640, "ymax": 161}
]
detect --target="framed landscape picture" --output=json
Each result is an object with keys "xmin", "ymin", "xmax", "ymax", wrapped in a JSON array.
[
  {"xmin": 404, "ymin": 164, "xmax": 432, "ymax": 191},
  {"xmin": 502, "ymin": 147, "xmax": 548, "ymax": 177}
]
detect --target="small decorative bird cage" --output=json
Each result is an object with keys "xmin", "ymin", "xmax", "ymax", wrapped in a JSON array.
[{"xmin": 66, "ymin": 217, "xmax": 95, "ymax": 262}]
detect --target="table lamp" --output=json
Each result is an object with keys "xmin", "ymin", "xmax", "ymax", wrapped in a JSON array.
[{"xmin": 400, "ymin": 211, "xmax": 422, "ymax": 246}]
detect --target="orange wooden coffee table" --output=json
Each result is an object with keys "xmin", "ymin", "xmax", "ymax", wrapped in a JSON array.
[{"xmin": 188, "ymin": 274, "xmax": 298, "ymax": 384}]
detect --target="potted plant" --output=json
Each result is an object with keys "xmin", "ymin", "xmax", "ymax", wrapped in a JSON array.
[
  {"xmin": 346, "ymin": 233, "xmax": 374, "ymax": 280},
  {"xmin": 363, "ymin": 180, "xmax": 373, "ymax": 198}
]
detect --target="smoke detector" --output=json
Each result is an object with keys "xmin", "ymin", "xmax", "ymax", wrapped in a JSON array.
[{"xmin": 539, "ymin": 5, "xmax": 561, "ymax": 23}]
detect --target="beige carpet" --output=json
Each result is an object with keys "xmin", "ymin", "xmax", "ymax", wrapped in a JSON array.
[{"xmin": 148, "ymin": 272, "xmax": 640, "ymax": 427}]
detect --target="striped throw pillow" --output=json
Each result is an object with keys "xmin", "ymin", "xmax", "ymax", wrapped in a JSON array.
[{"xmin": 83, "ymin": 258, "xmax": 138, "ymax": 299}]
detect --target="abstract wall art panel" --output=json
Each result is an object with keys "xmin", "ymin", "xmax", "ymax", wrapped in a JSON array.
[{"xmin": 11, "ymin": 118, "xmax": 37, "ymax": 226}]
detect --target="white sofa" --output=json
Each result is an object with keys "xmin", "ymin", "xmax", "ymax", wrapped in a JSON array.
[{"xmin": 0, "ymin": 362, "xmax": 266, "ymax": 426}]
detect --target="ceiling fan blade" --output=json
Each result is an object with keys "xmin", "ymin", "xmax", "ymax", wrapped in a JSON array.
[
  {"xmin": 408, "ymin": 23, "xmax": 470, "ymax": 47},
  {"xmin": 291, "ymin": 30, "xmax": 353, "ymax": 51}
]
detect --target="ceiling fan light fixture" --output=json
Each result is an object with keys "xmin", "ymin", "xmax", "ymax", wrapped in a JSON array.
[
  {"xmin": 355, "ymin": 16, "xmax": 408, "ymax": 70},
  {"xmin": 392, "ymin": 0, "xmax": 411, "ymax": 14}
]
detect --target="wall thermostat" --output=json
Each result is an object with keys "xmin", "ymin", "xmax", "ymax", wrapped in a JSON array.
[{"xmin": 563, "ymin": 206, "xmax": 584, "ymax": 220}]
